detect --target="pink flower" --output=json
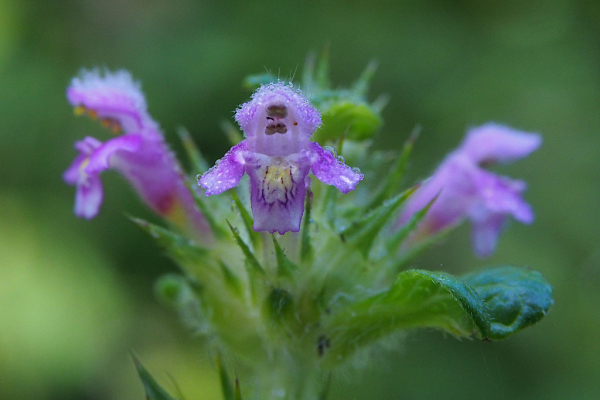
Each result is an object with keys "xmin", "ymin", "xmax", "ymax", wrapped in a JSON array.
[
  {"xmin": 399, "ymin": 123, "xmax": 541, "ymax": 257},
  {"xmin": 198, "ymin": 83, "xmax": 363, "ymax": 234},
  {"xmin": 63, "ymin": 69, "xmax": 210, "ymax": 239}
]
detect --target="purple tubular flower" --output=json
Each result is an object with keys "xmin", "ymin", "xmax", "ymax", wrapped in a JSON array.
[
  {"xmin": 198, "ymin": 83, "xmax": 363, "ymax": 234},
  {"xmin": 63, "ymin": 69, "xmax": 211, "ymax": 240},
  {"xmin": 399, "ymin": 123, "xmax": 541, "ymax": 257}
]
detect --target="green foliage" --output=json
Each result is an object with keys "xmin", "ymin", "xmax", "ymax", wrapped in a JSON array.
[
  {"xmin": 227, "ymin": 220, "xmax": 265, "ymax": 276},
  {"xmin": 463, "ymin": 266, "xmax": 554, "ymax": 339},
  {"xmin": 130, "ymin": 217, "xmax": 208, "ymax": 265},
  {"xmin": 272, "ymin": 235, "xmax": 298, "ymax": 278},
  {"xmin": 132, "ymin": 353, "xmax": 179, "ymax": 400},
  {"xmin": 322, "ymin": 269, "xmax": 489, "ymax": 362},
  {"xmin": 126, "ymin": 57, "xmax": 554, "ymax": 400},
  {"xmin": 340, "ymin": 186, "xmax": 415, "ymax": 257}
]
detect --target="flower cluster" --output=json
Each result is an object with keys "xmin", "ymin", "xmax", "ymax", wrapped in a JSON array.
[
  {"xmin": 198, "ymin": 83, "xmax": 363, "ymax": 234},
  {"xmin": 400, "ymin": 123, "xmax": 541, "ymax": 256},
  {"xmin": 63, "ymin": 69, "xmax": 210, "ymax": 240},
  {"xmin": 63, "ymin": 63, "xmax": 552, "ymax": 400}
]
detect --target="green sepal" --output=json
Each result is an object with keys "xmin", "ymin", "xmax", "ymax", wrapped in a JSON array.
[
  {"xmin": 323, "ymin": 269, "xmax": 490, "ymax": 363},
  {"xmin": 340, "ymin": 186, "xmax": 417, "ymax": 258},
  {"xmin": 462, "ymin": 266, "xmax": 553, "ymax": 340},
  {"xmin": 230, "ymin": 190, "xmax": 261, "ymax": 252},
  {"xmin": 132, "ymin": 353, "xmax": 179, "ymax": 400},
  {"xmin": 272, "ymin": 236, "xmax": 298, "ymax": 278},
  {"xmin": 300, "ymin": 190, "xmax": 314, "ymax": 263},
  {"xmin": 368, "ymin": 126, "xmax": 420, "ymax": 209},
  {"xmin": 177, "ymin": 127, "xmax": 209, "ymax": 174},
  {"xmin": 130, "ymin": 217, "xmax": 207, "ymax": 264},
  {"xmin": 227, "ymin": 220, "xmax": 265, "ymax": 276}
]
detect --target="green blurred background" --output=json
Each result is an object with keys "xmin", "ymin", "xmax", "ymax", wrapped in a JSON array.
[{"xmin": 1, "ymin": 0, "xmax": 599, "ymax": 399}]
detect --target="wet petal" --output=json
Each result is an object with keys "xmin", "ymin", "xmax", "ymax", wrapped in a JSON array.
[
  {"xmin": 308, "ymin": 142, "xmax": 363, "ymax": 194},
  {"xmin": 199, "ymin": 141, "xmax": 248, "ymax": 195}
]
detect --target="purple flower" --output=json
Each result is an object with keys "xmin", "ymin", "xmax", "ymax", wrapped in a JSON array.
[
  {"xmin": 63, "ymin": 69, "xmax": 211, "ymax": 240},
  {"xmin": 399, "ymin": 123, "xmax": 541, "ymax": 257},
  {"xmin": 198, "ymin": 83, "xmax": 363, "ymax": 234}
]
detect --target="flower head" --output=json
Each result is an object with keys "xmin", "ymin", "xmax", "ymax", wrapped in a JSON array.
[
  {"xmin": 64, "ymin": 69, "xmax": 210, "ymax": 240},
  {"xmin": 198, "ymin": 82, "xmax": 363, "ymax": 234},
  {"xmin": 399, "ymin": 123, "xmax": 541, "ymax": 257}
]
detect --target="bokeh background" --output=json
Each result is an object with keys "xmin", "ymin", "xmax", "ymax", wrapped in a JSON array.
[{"xmin": 1, "ymin": 0, "xmax": 599, "ymax": 399}]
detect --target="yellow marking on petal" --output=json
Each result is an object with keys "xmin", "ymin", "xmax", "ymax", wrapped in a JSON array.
[
  {"xmin": 261, "ymin": 164, "xmax": 296, "ymax": 204},
  {"xmin": 100, "ymin": 118, "xmax": 122, "ymax": 134},
  {"xmin": 73, "ymin": 105, "xmax": 122, "ymax": 134},
  {"xmin": 74, "ymin": 106, "xmax": 86, "ymax": 116},
  {"xmin": 78, "ymin": 157, "xmax": 90, "ymax": 178}
]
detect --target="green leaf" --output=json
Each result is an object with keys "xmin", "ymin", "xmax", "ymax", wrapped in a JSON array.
[
  {"xmin": 130, "ymin": 217, "xmax": 207, "ymax": 264},
  {"xmin": 340, "ymin": 186, "xmax": 416, "ymax": 258},
  {"xmin": 132, "ymin": 353, "xmax": 179, "ymax": 400},
  {"xmin": 323, "ymin": 269, "xmax": 490, "ymax": 362},
  {"xmin": 227, "ymin": 220, "xmax": 265, "ymax": 276},
  {"xmin": 462, "ymin": 266, "xmax": 553, "ymax": 340},
  {"xmin": 230, "ymin": 190, "xmax": 261, "ymax": 252},
  {"xmin": 272, "ymin": 235, "xmax": 298, "ymax": 278}
]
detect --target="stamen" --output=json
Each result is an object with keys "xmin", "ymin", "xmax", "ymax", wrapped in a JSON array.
[
  {"xmin": 74, "ymin": 105, "xmax": 121, "ymax": 133},
  {"xmin": 265, "ymin": 123, "xmax": 288, "ymax": 135},
  {"xmin": 100, "ymin": 118, "xmax": 122, "ymax": 134}
]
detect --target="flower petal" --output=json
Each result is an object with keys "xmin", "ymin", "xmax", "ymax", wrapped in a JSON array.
[
  {"xmin": 245, "ymin": 153, "xmax": 311, "ymax": 234},
  {"xmin": 199, "ymin": 141, "xmax": 248, "ymax": 195},
  {"xmin": 67, "ymin": 69, "xmax": 158, "ymax": 133},
  {"xmin": 470, "ymin": 211, "xmax": 505, "ymax": 258},
  {"xmin": 74, "ymin": 173, "xmax": 103, "ymax": 219},
  {"xmin": 86, "ymin": 134, "xmax": 143, "ymax": 173},
  {"xmin": 474, "ymin": 170, "xmax": 534, "ymax": 224},
  {"xmin": 308, "ymin": 142, "xmax": 363, "ymax": 194},
  {"xmin": 461, "ymin": 123, "xmax": 541, "ymax": 164}
]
